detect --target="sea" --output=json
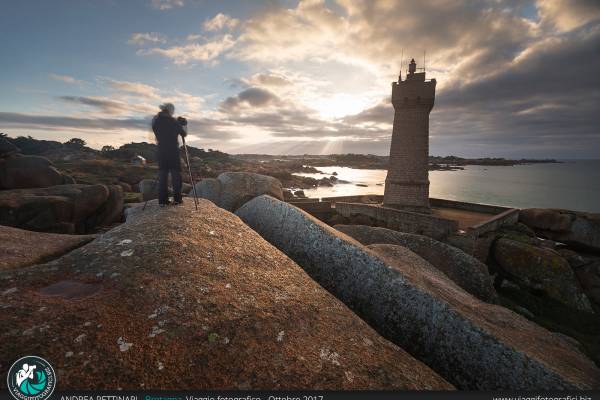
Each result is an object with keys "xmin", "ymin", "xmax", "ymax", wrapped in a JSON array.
[{"xmin": 294, "ymin": 160, "xmax": 600, "ymax": 213}]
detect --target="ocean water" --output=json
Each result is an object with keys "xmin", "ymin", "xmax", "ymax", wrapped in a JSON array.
[{"xmin": 295, "ymin": 160, "xmax": 600, "ymax": 213}]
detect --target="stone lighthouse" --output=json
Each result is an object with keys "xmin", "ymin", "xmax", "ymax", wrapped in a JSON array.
[{"xmin": 383, "ymin": 58, "xmax": 436, "ymax": 212}]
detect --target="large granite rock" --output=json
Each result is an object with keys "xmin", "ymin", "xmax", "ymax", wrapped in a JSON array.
[
  {"xmin": 366, "ymin": 244, "xmax": 445, "ymax": 277},
  {"xmin": 91, "ymin": 185, "xmax": 124, "ymax": 227},
  {"xmin": 334, "ymin": 224, "xmax": 497, "ymax": 303},
  {"xmin": 140, "ymin": 180, "xmax": 192, "ymax": 202},
  {"xmin": 0, "ymin": 225, "xmax": 95, "ymax": 270},
  {"xmin": 493, "ymin": 238, "xmax": 593, "ymax": 312},
  {"xmin": 191, "ymin": 172, "xmax": 283, "ymax": 212},
  {"xmin": 0, "ymin": 199, "xmax": 451, "ymax": 390},
  {"xmin": 520, "ymin": 208, "xmax": 600, "ymax": 251},
  {"xmin": 574, "ymin": 260, "xmax": 600, "ymax": 311},
  {"xmin": 0, "ymin": 184, "xmax": 123, "ymax": 233},
  {"xmin": 0, "ymin": 136, "xmax": 20, "ymax": 158},
  {"xmin": 0, "ymin": 155, "xmax": 73, "ymax": 189},
  {"xmin": 236, "ymin": 195, "xmax": 600, "ymax": 389}
]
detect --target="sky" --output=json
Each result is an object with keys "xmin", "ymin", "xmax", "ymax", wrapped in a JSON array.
[{"xmin": 0, "ymin": 0, "xmax": 599, "ymax": 158}]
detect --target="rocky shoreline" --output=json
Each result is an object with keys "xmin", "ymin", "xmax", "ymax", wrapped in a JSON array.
[{"xmin": 237, "ymin": 153, "xmax": 560, "ymax": 170}]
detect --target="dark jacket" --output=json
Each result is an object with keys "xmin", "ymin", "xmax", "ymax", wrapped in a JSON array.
[{"xmin": 152, "ymin": 111, "xmax": 187, "ymax": 166}]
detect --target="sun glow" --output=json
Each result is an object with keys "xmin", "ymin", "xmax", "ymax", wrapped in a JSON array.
[{"xmin": 309, "ymin": 93, "xmax": 374, "ymax": 120}]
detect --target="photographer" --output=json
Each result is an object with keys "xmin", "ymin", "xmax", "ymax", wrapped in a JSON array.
[{"xmin": 151, "ymin": 103, "xmax": 187, "ymax": 206}]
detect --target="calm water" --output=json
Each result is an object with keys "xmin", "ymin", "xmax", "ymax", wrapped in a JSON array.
[{"xmin": 295, "ymin": 160, "xmax": 600, "ymax": 213}]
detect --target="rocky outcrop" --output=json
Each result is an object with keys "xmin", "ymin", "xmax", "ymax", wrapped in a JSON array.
[
  {"xmin": 117, "ymin": 181, "xmax": 132, "ymax": 193},
  {"xmin": 236, "ymin": 195, "xmax": 600, "ymax": 390},
  {"xmin": 0, "ymin": 225, "xmax": 95, "ymax": 270},
  {"xmin": 574, "ymin": 260, "xmax": 600, "ymax": 311},
  {"xmin": 191, "ymin": 172, "xmax": 283, "ymax": 211},
  {"xmin": 493, "ymin": 238, "xmax": 592, "ymax": 312},
  {"xmin": 520, "ymin": 208, "xmax": 600, "ymax": 251},
  {"xmin": 0, "ymin": 199, "xmax": 451, "ymax": 390},
  {"xmin": 93, "ymin": 185, "xmax": 124, "ymax": 227},
  {"xmin": 334, "ymin": 224, "xmax": 497, "ymax": 303},
  {"xmin": 366, "ymin": 244, "xmax": 446, "ymax": 277},
  {"xmin": 0, "ymin": 136, "xmax": 20, "ymax": 157},
  {"xmin": 0, "ymin": 184, "xmax": 123, "ymax": 233},
  {"xmin": 0, "ymin": 155, "xmax": 74, "ymax": 189}
]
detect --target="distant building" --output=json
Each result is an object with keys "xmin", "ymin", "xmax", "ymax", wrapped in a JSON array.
[
  {"xmin": 131, "ymin": 155, "xmax": 146, "ymax": 166},
  {"xmin": 383, "ymin": 59, "xmax": 436, "ymax": 212}
]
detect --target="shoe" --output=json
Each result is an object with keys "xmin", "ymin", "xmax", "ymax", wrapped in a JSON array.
[
  {"xmin": 173, "ymin": 199, "xmax": 183, "ymax": 205},
  {"xmin": 159, "ymin": 201, "xmax": 172, "ymax": 207}
]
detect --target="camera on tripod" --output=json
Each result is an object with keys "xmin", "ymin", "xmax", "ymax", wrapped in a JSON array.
[{"xmin": 177, "ymin": 116, "xmax": 188, "ymax": 126}]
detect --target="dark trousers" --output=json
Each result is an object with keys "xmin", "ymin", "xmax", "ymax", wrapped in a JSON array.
[{"xmin": 158, "ymin": 154, "xmax": 182, "ymax": 204}]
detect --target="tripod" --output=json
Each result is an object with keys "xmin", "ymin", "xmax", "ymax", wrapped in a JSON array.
[{"xmin": 182, "ymin": 136, "xmax": 199, "ymax": 210}]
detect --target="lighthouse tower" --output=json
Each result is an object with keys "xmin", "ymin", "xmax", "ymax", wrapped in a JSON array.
[{"xmin": 383, "ymin": 58, "xmax": 436, "ymax": 212}]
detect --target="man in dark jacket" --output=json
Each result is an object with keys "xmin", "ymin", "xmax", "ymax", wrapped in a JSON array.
[{"xmin": 151, "ymin": 103, "xmax": 187, "ymax": 206}]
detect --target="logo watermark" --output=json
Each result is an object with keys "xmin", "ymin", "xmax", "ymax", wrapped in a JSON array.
[{"xmin": 7, "ymin": 356, "xmax": 56, "ymax": 400}]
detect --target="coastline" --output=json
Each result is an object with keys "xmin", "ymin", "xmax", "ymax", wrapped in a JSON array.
[{"xmin": 293, "ymin": 161, "xmax": 600, "ymax": 213}]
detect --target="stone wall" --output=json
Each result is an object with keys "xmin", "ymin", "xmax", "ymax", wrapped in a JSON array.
[
  {"xmin": 335, "ymin": 202, "xmax": 458, "ymax": 240},
  {"xmin": 287, "ymin": 200, "xmax": 333, "ymax": 221},
  {"xmin": 429, "ymin": 198, "xmax": 511, "ymax": 215}
]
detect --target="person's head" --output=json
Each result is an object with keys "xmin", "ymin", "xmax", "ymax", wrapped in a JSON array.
[{"xmin": 159, "ymin": 102, "xmax": 175, "ymax": 116}]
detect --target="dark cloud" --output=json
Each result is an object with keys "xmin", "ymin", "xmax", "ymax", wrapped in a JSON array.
[
  {"xmin": 58, "ymin": 96, "xmax": 125, "ymax": 114},
  {"xmin": 0, "ymin": 112, "xmax": 239, "ymax": 141},
  {"xmin": 342, "ymin": 99, "xmax": 392, "ymax": 125},
  {"xmin": 0, "ymin": 112, "xmax": 150, "ymax": 131},
  {"xmin": 336, "ymin": 23, "xmax": 600, "ymax": 157},
  {"xmin": 220, "ymin": 87, "xmax": 281, "ymax": 111}
]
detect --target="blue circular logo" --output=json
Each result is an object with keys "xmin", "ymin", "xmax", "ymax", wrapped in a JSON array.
[{"xmin": 7, "ymin": 356, "xmax": 56, "ymax": 400}]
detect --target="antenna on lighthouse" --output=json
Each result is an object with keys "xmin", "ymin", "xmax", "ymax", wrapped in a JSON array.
[
  {"xmin": 423, "ymin": 49, "xmax": 426, "ymax": 72},
  {"xmin": 399, "ymin": 49, "xmax": 404, "ymax": 82}
]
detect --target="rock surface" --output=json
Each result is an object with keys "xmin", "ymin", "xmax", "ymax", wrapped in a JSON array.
[
  {"xmin": 0, "ymin": 225, "xmax": 95, "ymax": 270},
  {"xmin": 334, "ymin": 224, "xmax": 497, "ymax": 303},
  {"xmin": 573, "ymin": 259, "xmax": 600, "ymax": 311},
  {"xmin": 236, "ymin": 195, "xmax": 600, "ymax": 390},
  {"xmin": 0, "ymin": 184, "xmax": 123, "ymax": 233},
  {"xmin": 0, "ymin": 199, "xmax": 451, "ymax": 390},
  {"xmin": 0, "ymin": 155, "xmax": 73, "ymax": 189},
  {"xmin": 493, "ymin": 238, "xmax": 593, "ymax": 312},
  {"xmin": 0, "ymin": 136, "xmax": 20, "ymax": 157},
  {"xmin": 366, "ymin": 244, "xmax": 446, "ymax": 277},
  {"xmin": 191, "ymin": 172, "xmax": 283, "ymax": 211},
  {"xmin": 520, "ymin": 208, "xmax": 600, "ymax": 251}
]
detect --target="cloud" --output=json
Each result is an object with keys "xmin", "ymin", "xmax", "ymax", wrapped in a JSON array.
[
  {"xmin": 140, "ymin": 34, "xmax": 236, "ymax": 65},
  {"xmin": 57, "ymin": 96, "xmax": 156, "ymax": 115},
  {"xmin": 220, "ymin": 87, "xmax": 281, "ymax": 112},
  {"xmin": 49, "ymin": 73, "xmax": 84, "ymax": 85},
  {"xmin": 13, "ymin": 1, "xmax": 600, "ymax": 156},
  {"xmin": 217, "ymin": 0, "xmax": 599, "ymax": 157},
  {"xmin": 0, "ymin": 111, "xmax": 150, "ymax": 131},
  {"xmin": 58, "ymin": 96, "xmax": 125, "ymax": 114},
  {"xmin": 0, "ymin": 111, "xmax": 239, "ymax": 142},
  {"xmin": 150, "ymin": 0, "xmax": 184, "ymax": 11},
  {"xmin": 101, "ymin": 78, "xmax": 160, "ymax": 98},
  {"xmin": 343, "ymin": 99, "xmax": 392, "ymax": 125},
  {"xmin": 203, "ymin": 13, "xmax": 239, "ymax": 32},
  {"xmin": 241, "ymin": 72, "xmax": 292, "ymax": 88},
  {"xmin": 537, "ymin": 0, "xmax": 600, "ymax": 31},
  {"xmin": 128, "ymin": 32, "xmax": 167, "ymax": 45}
]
